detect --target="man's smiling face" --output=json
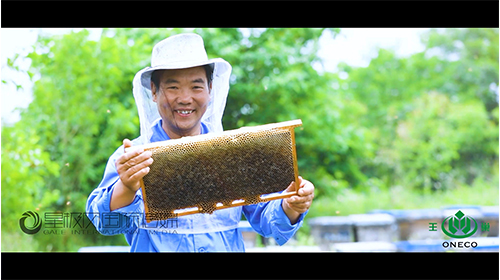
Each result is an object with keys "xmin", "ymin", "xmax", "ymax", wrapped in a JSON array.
[{"xmin": 151, "ymin": 66, "xmax": 211, "ymax": 139}]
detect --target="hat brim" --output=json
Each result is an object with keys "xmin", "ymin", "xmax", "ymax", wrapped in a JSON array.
[{"xmin": 140, "ymin": 58, "xmax": 228, "ymax": 90}]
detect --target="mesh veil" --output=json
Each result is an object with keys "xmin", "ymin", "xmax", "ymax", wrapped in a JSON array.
[
  {"xmin": 132, "ymin": 58, "xmax": 232, "ymax": 145},
  {"xmin": 131, "ymin": 54, "xmax": 236, "ymax": 233}
]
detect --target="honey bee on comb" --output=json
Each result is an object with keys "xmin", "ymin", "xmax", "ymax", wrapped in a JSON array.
[{"xmin": 133, "ymin": 119, "xmax": 302, "ymax": 222}]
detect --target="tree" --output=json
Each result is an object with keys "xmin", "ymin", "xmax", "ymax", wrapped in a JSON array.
[
  {"xmin": 392, "ymin": 92, "xmax": 498, "ymax": 191},
  {"xmin": 1, "ymin": 125, "xmax": 60, "ymax": 229},
  {"xmin": 423, "ymin": 28, "xmax": 499, "ymax": 112},
  {"xmin": 341, "ymin": 28, "xmax": 499, "ymax": 191}
]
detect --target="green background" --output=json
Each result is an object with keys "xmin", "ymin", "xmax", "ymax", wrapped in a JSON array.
[{"xmin": 2, "ymin": 28, "xmax": 498, "ymax": 251}]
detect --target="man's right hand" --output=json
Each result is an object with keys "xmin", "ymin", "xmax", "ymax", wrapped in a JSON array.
[
  {"xmin": 110, "ymin": 139, "xmax": 153, "ymax": 211},
  {"xmin": 116, "ymin": 139, "xmax": 153, "ymax": 192}
]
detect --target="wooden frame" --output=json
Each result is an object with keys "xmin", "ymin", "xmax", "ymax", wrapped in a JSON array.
[{"xmin": 131, "ymin": 119, "xmax": 302, "ymax": 222}]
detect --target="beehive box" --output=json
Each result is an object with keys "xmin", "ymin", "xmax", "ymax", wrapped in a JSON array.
[
  {"xmin": 349, "ymin": 213, "xmax": 398, "ymax": 242},
  {"xmin": 308, "ymin": 216, "xmax": 355, "ymax": 251}
]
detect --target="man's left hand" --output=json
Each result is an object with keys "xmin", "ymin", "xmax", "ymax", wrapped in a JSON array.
[{"xmin": 282, "ymin": 176, "xmax": 315, "ymax": 224}]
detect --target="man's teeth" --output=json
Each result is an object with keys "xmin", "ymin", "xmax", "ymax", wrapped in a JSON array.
[{"xmin": 177, "ymin": 110, "xmax": 193, "ymax": 114}]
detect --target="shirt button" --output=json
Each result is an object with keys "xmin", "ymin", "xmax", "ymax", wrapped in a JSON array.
[{"xmin": 198, "ymin": 247, "xmax": 206, "ymax": 252}]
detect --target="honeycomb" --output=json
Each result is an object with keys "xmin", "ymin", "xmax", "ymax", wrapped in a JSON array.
[{"xmin": 140, "ymin": 119, "xmax": 302, "ymax": 221}]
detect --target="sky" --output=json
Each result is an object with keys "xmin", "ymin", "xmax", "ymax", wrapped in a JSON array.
[
  {"xmin": 318, "ymin": 28, "xmax": 429, "ymax": 72},
  {"xmin": 0, "ymin": 28, "xmax": 430, "ymax": 124}
]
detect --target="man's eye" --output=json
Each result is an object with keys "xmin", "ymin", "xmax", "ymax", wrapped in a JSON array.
[{"xmin": 167, "ymin": 86, "xmax": 178, "ymax": 90}]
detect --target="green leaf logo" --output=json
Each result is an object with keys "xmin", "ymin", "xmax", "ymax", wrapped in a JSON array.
[{"xmin": 441, "ymin": 210, "xmax": 477, "ymax": 238}]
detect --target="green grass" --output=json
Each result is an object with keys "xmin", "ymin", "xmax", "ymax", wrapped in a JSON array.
[
  {"xmin": 1, "ymin": 231, "xmax": 41, "ymax": 252},
  {"xmin": 308, "ymin": 182, "xmax": 499, "ymax": 218},
  {"xmin": 1, "ymin": 224, "xmax": 128, "ymax": 252}
]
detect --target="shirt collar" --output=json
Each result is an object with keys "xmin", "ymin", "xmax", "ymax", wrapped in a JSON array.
[{"xmin": 150, "ymin": 119, "xmax": 210, "ymax": 143}]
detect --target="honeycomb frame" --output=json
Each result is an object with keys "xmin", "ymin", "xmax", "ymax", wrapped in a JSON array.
[{"xmin": 136, "ymin": 119, "xmax": 302, "ymax": 222}]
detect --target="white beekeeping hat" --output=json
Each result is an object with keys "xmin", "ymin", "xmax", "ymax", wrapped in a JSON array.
[{"xmin": 132, "ymin": 33, "xmax": 232, "ymax": 143}]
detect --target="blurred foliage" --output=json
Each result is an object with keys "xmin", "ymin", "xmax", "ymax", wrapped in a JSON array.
[
  {"xmin": 1, "ymin": 28, "xmax": 498, "ymax": 251},
  {"xmin": 340, "ymin": 28, "xmax": 499, "ymax": 193}
]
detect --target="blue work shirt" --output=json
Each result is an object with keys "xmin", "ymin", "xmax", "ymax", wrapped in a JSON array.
[{"xmin": 86, "ymin": 120, "xmax": 306, "ymax": 252}]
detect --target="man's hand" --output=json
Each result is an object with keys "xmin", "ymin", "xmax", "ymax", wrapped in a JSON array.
[
  {"xmin": 116, "ymin": 139, "xmax": 153, "ymax": 192},
  {"xmin": 110, "ymin": 139, "xmax": 153, "ymax": 211},
  {"xmin": 282, "ymin": 176, "xmax": 315, "ymax": 224}
]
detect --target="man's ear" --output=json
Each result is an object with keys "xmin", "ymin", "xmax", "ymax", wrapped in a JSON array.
[{"xmin": 151, "ymin": 81, "xmax": 158, "ymax": 102}]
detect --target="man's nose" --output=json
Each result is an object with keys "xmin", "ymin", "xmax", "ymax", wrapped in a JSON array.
[{"xmin": 176, "ymin": 89, "xmax": 193, "ymax": 104}]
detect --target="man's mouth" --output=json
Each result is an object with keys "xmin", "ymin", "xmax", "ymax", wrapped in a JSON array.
[{"xmin": 174, "ymin": 110, "xmax": 195, "ymax": 117}]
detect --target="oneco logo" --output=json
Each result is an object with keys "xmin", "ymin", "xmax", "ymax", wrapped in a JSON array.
[
  {"xmin": 19, "ymin": 211, "xmax": 42, "ymax": 235},
  {"xmin": 442, "ymin": 241, "xmax": 478, "ymax": 248},
  {"xmin": 441, "ymin": 210, "xmax": 478, "ymax": 239}
]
